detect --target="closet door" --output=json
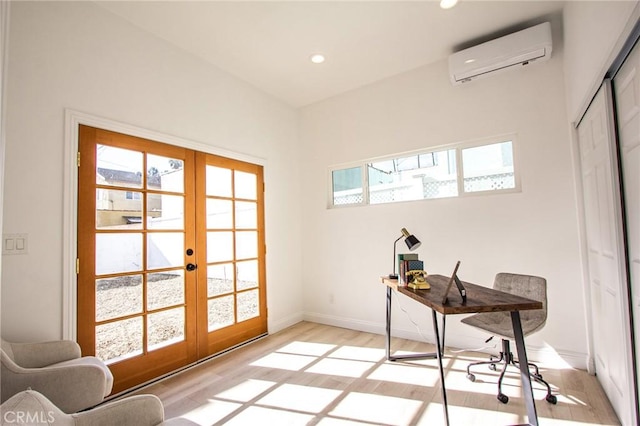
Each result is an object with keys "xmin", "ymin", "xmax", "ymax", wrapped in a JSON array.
[
  {"xmin": 614, "ymin": 39, "xmax": 640, "ymax": 414},
  {"xmin": 577, "ymin": 81, "xmax": 636, "ymax": 426}
]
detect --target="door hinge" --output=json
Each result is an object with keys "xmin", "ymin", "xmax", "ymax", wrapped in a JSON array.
[
  {"xmin": 76, "ymin": 258, "xmax": 80, "ymax": 274},
  {"xmin": 77, "ymin": 152, "xmax": 81, "ymax": 167}
]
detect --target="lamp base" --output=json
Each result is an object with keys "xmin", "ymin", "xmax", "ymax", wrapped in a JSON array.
[{"xmin": 388, "ymin": 274, "xmax": 398, "ymax": 279}]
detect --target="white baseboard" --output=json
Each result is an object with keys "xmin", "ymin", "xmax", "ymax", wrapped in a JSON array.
[
  {"xmin": 303, "ymin": 311, "xmax": 589, "ymax": 370},
  {"xmin": 269, "ymin": 311, "xmax": 305, "ymax": 334}
]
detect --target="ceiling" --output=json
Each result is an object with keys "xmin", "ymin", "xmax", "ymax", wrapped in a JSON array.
[{"xmin": 96, "ymin": 1, "xmax": 565, "ymax": 108}]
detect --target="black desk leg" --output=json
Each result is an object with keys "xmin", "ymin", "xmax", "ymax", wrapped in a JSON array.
[
  {"xmin": 385, "ymin": 287, "xmax": 440, "ymax": 362},
  {"xmin": 432, "ymin": 309, "xmax": 450, "ymax": 426},
  {"xmin": 511, "ymin": 311, "xmax": 539, "ymax": 426},
  {"xmin": 386, "ymin": 286, "xmax": 392, "ymax": 360}
]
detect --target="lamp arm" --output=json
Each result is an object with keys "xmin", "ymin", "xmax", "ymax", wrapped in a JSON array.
[{"xmin": 392, "ymin": 234, "xmax": 403, "ymax": 277}]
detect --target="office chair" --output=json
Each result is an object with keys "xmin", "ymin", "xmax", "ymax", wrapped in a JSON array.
[{"xmin": 461, "ymin": 273, "xmax": 557, "ymax": 405}]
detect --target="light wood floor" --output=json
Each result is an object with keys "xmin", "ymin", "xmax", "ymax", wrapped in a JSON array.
[{"xmin": 130, "ymin": 321, "xmax": 620, "ymax": 426}]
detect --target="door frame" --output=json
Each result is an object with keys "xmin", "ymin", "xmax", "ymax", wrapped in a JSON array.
[{"xmin": 62, "ymin": 109, "xmax": 266, "ymax": 340}]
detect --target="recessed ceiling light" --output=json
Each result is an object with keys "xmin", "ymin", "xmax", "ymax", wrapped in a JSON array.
[
  {"xmin": 310, "ymin": 54, "xmax": 326, "ymax": 64},
  {"xmin": 440, "ymin": 0, "xmax": 459, "ymax": 9},
  {"xmin": 464, "ymin": 58, "xmax": 476, "ymax": 64}
]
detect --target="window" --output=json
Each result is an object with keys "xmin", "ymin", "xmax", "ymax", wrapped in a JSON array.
[
  {"xmin": 329, "ymin": 137, "xmax": 518, "ymax": 208},
  {"xmin": 462, "ymin": 141, "xmax": 515, "ymax": 193},
  {"xmin": 125, "ymin": 191, "xmax": 141, "ymax": 200},
  {"xmin": 368, "ymin": 149, "xmax": 457, "ymax": 204},
  {"xmin": 332, "ymin": 167, "xmax": 363, "ymax": 206}
]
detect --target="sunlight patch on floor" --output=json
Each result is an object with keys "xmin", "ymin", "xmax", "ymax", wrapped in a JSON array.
[
  {"xmin": 250, "ymin": 352, "xmax": 316, "ymax": 371},
  {"xmin": 416, "ymin": 402, "xmax": 523, "ymax": 426},
  {"xmin": 256, "ymin": 383, "xmax": 343, "ymax": 413},
  {"xmin": 222, "ymin": 406, "xmax": 315, "ymax": 425},
  {"xmin": 214, "ymin": 379, "xmax": 277, "ymax": 402},
  {"xmin": 305, "ymin": 358, "xmax": 375, "ymax": 378},
  {"xmin": 328, "ymin": 346, "xmax": 386, "ymax": 362},
  {"xmin": 179, "ymin": 399, "xmax": 241, "ymax": 425},
  {"xmin": 316, "ymin": 418, "xmax": 377, "ymax": 425},
  {"xmin": 329, "ymin": 392, "xmax": 422, "ymax": 426},
  {"xmin": 367, "ymin": 363, "xmax": 439, "ymax": 387},
  {"xmin": 277, "ymin": 341, "xmax": 336, "ymax": 356}
]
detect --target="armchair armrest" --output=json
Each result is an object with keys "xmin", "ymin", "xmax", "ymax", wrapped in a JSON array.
[
  {"xmin": 1, "ymin": 355, "xmax": 108, "ymax": 413},
  {"xmin": 7, "ymin": 340, "xmax": 81, "ymax": 367},
  {"xmin": 74, "ymin": 395, "xmax": 165, "ymax": 426}
]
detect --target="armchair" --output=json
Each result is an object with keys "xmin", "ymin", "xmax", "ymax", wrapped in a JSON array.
[
  {"xmin": 1, "ymin": 338, "xmax": 114, "ymax": 413},
  {"xmin": 0, "ymin": 390, "xmax": 197, "ymax": 426}
]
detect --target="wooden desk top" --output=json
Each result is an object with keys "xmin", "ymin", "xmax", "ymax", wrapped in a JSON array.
[{"xmin": 381, "ymin": 274, "xmax": 542, "ymax": 315}]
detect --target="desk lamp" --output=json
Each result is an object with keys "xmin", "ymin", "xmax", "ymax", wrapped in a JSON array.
[{"xmin": 389, "ymin": 228, "xmax": 421, "ymax": 279}]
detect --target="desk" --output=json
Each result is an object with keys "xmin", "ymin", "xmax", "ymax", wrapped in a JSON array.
[{"xmin": 382, "ymin": 274, "xmax": 543, "ymax": 426}]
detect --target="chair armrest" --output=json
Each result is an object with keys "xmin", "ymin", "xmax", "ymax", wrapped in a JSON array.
[
  {"xmin": 8, "ymin": 340, "xmax": 81, "ymax": 367},
  {"xmin": 1, "ymin": 361, "xmax": 108, "ymax": 413},
  {"xmin": 73, "ymin": 395, "xmax": 165, "ymax": 426}
]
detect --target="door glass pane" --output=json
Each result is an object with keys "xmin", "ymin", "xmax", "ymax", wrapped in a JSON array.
[
  {"xmin": 96, "ymin": 275, "xmax": 142, "ymax": 322},
  {"xmin": 147, "ymin": 154, "xmax": 184, "ymax": 193},
  {"xmin": 235, "ymin": 171, "xmax": 257, "ymax": 200},
  {"xmin": 206, "ymin": 199, "xmax": 233, "ymax": 229},
  {"xmin": 148, "ymin": 307, "xmax": 185, "ymax": 351},
  {"xmin": 96, "ymin": 317, "xmax": 143, "ymax": 363},
  {"xmin": 147, "ymin": 272, "xmax": 184, "ymax": 310},
  {"xmin": 97, "ymin": 145, "xmax": 143, "ymax": 189},
  {"xmin": 237, "ymin": 260, "xmax": 258, "ymax": 291},
  {"xmin": 207, "ymin": 263, "xmax": 234, "ymax": 297},
  {"xmin": 462, "ymin": 141, "xmax": 515, "ymax": 193},
  {"xmin": 96, "ymin": 189, "xmax": 143, "ymax": 230},
  {"xmin": 147, "ymin": 233, "xmax": 184, "ymax": 269},
  {"xmin": 96, "ymin": 233, "xmax": 142, "ymax": 275},
  {"xmin": 237, "ymin": 289, "xmax": 259, "ymax": 322},
  {"xmin": 208, "ymin": 295, "xmax": 235, "ymax": 331},
  {"xmin": 235, "ymin": 201, "xmax": 257, "ymax": 229},
  {"xmin": 236, "ymin": 231, "xmax": 257, "ymax": 260},
  {"xmin": 147, "ymin": 194, "xmax": 184, "ymax": 230},
  {"xmin": 207, "ymin": 231, "xmax": 233, "ymax": 263},
  {"xmin": 206, "ymin": 166, "xmax": 232, "ymax": 197}
]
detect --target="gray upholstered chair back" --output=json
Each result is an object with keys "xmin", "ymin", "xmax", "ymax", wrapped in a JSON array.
[{"xmin": 493, "ymin": 272, "xmax": 547, "ymax": 334}]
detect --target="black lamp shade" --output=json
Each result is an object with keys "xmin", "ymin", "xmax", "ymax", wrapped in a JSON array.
[{"xmin": 405, "ymin": 235, "xmax": 421, "ymax": 250}]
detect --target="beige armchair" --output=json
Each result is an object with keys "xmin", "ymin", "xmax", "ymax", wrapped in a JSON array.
[
  {"xmin": 0, "ymin": 390, "xmax": 197, "ymax": 426},
  {"xmin": 1, "ymin": 338, "xmax": 114, "ymax": 413}
]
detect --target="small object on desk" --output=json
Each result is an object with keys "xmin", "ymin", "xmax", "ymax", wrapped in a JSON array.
[
  {"xmin": 441, "ymin": 261, "xmax": 465, "ymax": 304},
  {"xmin": 406, "ymin": 268, "xmax": 430, "ymax": 290},
  {"xmin": 408, "ymin": 281, "xmax": 430, "ymax": 290},
  {"xmin": 454, "ymin": 274, "xmax": 467, "ymax": 302}
]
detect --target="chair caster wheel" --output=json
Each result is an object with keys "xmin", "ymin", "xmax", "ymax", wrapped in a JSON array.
[
  {"xmin": 546, "ymin": 394, "xmax": 557, "ymax": 404},
  {"xmin": 466, "ymin": 373, "xmax": 476, "ymax": 382},
  {"xmin": 489, "ymin": 363, "xmax": 497, "ymax": 371},
  {"xmin": 497, "ymin": 393, "xmax": 509, "ymax": 404}
]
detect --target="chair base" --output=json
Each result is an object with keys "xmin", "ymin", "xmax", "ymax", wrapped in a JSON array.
[{"xmin": 466, "ymin": 338, "xmax": 557, "ymax": 405}]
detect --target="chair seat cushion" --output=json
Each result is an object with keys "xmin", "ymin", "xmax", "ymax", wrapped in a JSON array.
[
  {"xmin": 50, "ymin": 356, "xmax": 114, "ymax": 397},
  {"xmin": 461, "ymin": 310, "xmax": 546, "ymax": 339}
]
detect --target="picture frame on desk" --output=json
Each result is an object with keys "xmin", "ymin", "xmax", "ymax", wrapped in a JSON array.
[{"xmin": 441, "ymin": 261, "xmax": 467, "ymax": 304}]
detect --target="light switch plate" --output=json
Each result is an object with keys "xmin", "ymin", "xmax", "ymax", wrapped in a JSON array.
[{"xmin": 2, "ymin": 234, "xmax": 28, "ymax": 255}]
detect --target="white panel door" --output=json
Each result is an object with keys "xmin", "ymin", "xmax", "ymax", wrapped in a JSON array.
[
  {"xmin": 614, "ymin": 39, "xmax": 640, "ymax": 418},
  {"xmin": 577, "ymin": 81, "xmax": 636, "ymax": 426}
]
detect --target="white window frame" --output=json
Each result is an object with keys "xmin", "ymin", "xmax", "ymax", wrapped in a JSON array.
[{"xmin": 328, "ymin": 134, "xmax": 520, "ymax": 208}]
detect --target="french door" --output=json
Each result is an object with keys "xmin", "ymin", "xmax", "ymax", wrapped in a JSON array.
[{"xmin": 77, "ymin": 125, "xmax": 267, "ymax": 393}]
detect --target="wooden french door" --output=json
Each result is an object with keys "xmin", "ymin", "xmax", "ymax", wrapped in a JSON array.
[{"xmin": 77, "ymin": 125, "xmax": 267, "ymax": 393}]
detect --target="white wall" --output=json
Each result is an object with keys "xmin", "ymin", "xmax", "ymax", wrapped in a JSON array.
[
  {"xmin": 563, "ymin": 0, "xmax": 640, "ymax": 123},
  {"xmin": 299, "ymin": 19, "xmax": 590, "ymax": 367},
  {"xmin": 1, "ymin": 1, "xmax": 303, "ymax": 341}
]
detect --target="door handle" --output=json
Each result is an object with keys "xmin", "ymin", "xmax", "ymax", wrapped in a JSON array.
[{"xmin": 186, "ymin": 263, "xmax": 197, "ymax": 271}]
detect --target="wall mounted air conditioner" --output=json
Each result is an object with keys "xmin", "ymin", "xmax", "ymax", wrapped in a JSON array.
[{"xmin": 449, "ymin": 22, "xmax": 552, "ymax": 85}]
